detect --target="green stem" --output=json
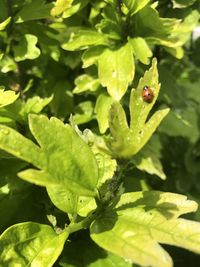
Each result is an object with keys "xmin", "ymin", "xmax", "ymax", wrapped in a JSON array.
[{"xmin": 66, "ymin": 211, "xmax": 98, "ymax": 234}]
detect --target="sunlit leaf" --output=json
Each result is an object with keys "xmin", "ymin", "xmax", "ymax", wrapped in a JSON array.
[
  {"xmin": 51, "ymin": 0, "xmax": 73, "ymax": 16},
  {"xmin": 0, "ymin": 89, "xmax": 19, "ymax": 108},
  {"xmin": 0, "ymin": 115, "xmax": 99, "ymax": 196},
  {"xmin": 95, "ymin": 93, "xmax": 114, "ymax": 133},
  {"xmin": 0, "ymin": 17, "xmax": 11, "ymax": 31},
  {"xmin": 108, "ymin": 58, "xmax": 169, "ymax": 157},
  {"xmin": 91, "ymin": 191, "xmax": 198, "ymax": 267},
  {"xmin": 0, "ymin": 222, "xmax": 68, "ymax": 266},
  {"xmin": 98, "ymin": 43, "xmax": 135, "ymax": 100},
  {"xmin": 129, "ymin": 37, "xmax": 152, "ymax": 64}
]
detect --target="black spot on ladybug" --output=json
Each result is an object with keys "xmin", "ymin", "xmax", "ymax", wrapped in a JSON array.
[{"xmin": 142, "ymin": 85, "xmax": 154, "ymax": 103}]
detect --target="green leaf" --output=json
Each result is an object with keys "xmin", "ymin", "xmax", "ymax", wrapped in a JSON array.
[
  {"xmin": 164, "ymin": 46, "xmax": 184, "ymax": 59},
  {"xmin": 158, "ymin": 107, "xmax": 199, "ymax": 143},
  {"xmin": 14, "ymin": 34, "xmax": 41, "ymax": 61},
  {"xmin": 73, "ymin": 101, "xmax": 94, "ymax": 124},
  {"xmin": 0, "ymin": 89, "xmax": 19, "ymax": 108},
  {"xmin": 59, "ymin": 238, "xmax": 132, "ymax": 267},
  {"xmin": 81, "ymin": 129, "xmax": 117, "ymax": 187},
  {"xmin": 0, "ymin": 114, "xmax": 99, "ymax": 196},
  {"xmin": 73, "ymin": 74, "xmax": 100, "ymax": 94},
  {"xmin": 129, "ymin": 37, "xmax": 152, "ymax": 65},
  {"xmin": 0, "ymin": 16, "xmax": 11, "ymax": 31},
  {"xmin": 172, "ymin": 0, "xmax": 197, "ymax": 8},
  {"xmin": 62, "ymin": 0, "xmax": 90, "ymax": 18},
  {"xmin": 15, "ymin": 0, "xmax": 53, "ymax": 23},
  {"xmin": 172, "ymin": 10, "xmax": 200, "ymax": 45},
  {"xmin": 95, "ymin": 93, "xmax": 114, "ymax": 134},
  {"xmin": 47, "ymin": 185, "xmax": 96, "ymax": 216},
  {"xmin": 90, "ymin": 191, "xmax": 198, "ymax": 267},
  {"xmin": 49, "ymin": 81, "xmax": 73, "ymax": 119},
  {"xmin": 98, "ymin": 43, "xmax": 135, "ymax": 100},
  {"xmin": 20, "ymin": 95, "xmax": 53, "ymax": 119},
  {"xmin": 108, "ymin": 58, "xmax": 169, "ymax": 157},
  {"xmin": 82, "ymin": 46, "xmax": 105, "ymax": 68},
  {"xmin": 122, "ymin": 0, "xmax": 150, "ymax": 15},
  {"xmin": 51, "ymin": 0, "xmax": 73, "ymax": 16},
  {"xmin": 62, "ymin": 28, "xmax": 109, "ymax": 51},
  {"xmin": 0, "ymin": 55, "xmax": 17, "ymax": 73},
  {"xmin": 0, "ymin": 222, "xmax": 68, "ymax": 266},
  {"xmin": 133, "ymin": 136, "xmax": 166, "ymax": 180},
  {"xmin": 135, "ymin": 6, "xmax": 182, "ymax": 48}
]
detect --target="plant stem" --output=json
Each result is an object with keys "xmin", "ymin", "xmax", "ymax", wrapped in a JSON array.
[{"xmin": 66, "ymin": 211, "xmax": 98, "ymax": 234}]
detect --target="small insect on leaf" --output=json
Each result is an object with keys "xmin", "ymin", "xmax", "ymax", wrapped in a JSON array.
[{"xmin": 142, "ymin": 85, "xmax": 154, "ymax": 103}]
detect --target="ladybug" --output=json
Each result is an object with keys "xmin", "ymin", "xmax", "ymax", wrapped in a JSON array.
[{"xmin": 142, "ymin": 85, "xmax": 154, "ymax": 103}]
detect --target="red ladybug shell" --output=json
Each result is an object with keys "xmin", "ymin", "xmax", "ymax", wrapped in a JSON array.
[{"xmin": 142, "ymin": 85, "xmax": 154, "ymax": 103}]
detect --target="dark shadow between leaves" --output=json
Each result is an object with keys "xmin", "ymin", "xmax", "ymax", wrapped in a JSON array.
[{"xmin": 59, "ymin": 235, "xmax": 109, "ymax": 267}]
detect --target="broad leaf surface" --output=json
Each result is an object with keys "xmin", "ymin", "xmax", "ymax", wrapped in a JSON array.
[
  {"xmin": 98, "ymin": 43, "xmax": 134, "ymax": 100},
  {"xmin": 108, "ymin": 59, "xmax": 169, "ymax": 157},
  {"xmin": 0, "ymin": 114, "xmax": 99, "ymax": 196},
  {"xmin": 47, "ymin": 185, "xmax": 96, "ymax": 216},
  {"xmin": 90, "ymin": 191, "xmax": 198, "ymax": 267},
  {"xmin": 0, "ymin": 222, "xmax": 68, "ymax": 267}
]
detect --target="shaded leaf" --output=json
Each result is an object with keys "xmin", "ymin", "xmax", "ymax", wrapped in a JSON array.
[
  {"xmin": 73, "ymin": 101, "xmax": 94, "ymax": 124},
  {"xmin": 172, "ymin": 0, "xmax": 197, "ymax": 8},
  {"xmin": 15, "ymin": 0, "xmax": 53, "ymax": 23},
  {"xmin": 158, "ymin": 107, "xmax": 199, "ymax": 143},
  {"xmin": 133, "ymin": 140, "xmax": 166, "ymax": 180},
  {"xmin": 62, "ymin": 28, "xmax": 109, "ymax": 51},
  {"xmin": 14, "ymin": 34, "xmax": 41, "ymax": 61},
  {"xmin": 82, "ymin": 46, "xmax": 105, "ymax": 68}
]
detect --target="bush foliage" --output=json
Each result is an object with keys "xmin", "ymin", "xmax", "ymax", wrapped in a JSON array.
[{"xmin": 0, "ymin": 0, "xmax": 200, "ymax": 266}]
